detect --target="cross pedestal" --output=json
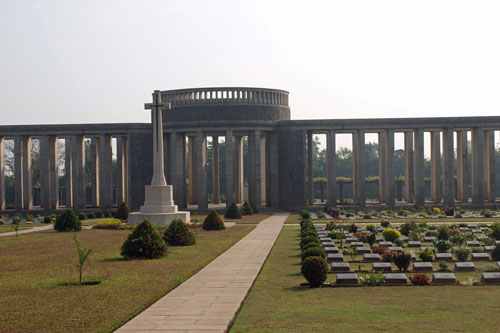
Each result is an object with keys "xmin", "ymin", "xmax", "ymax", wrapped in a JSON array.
[{"xmin": 129, "ymin": 90, "xmax": 190, "ymax": 225}]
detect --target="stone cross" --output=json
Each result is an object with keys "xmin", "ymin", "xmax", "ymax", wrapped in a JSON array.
[{"xmin": 144, "ymin": 90, "xmax": 171, "ymax": 186}]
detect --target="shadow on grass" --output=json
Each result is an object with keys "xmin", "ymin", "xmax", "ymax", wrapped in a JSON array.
[
  {"xmin": 102, "ymin": 256, "xmax": 127, "ymax": 262},
  {"xmin": 287, "ymin": 272, "xmax": 302, "ymax": 277},
  {"xmin": 290, "ymin": 254, "xmax": 301, "ymax": 258}
]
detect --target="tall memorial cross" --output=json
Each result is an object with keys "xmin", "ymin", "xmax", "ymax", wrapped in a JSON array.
[{"xmin": 144, "ymin": 90, "xmax": 171, "ymax": 186}]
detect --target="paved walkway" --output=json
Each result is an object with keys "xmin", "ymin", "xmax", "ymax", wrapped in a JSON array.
[
  {"xmin": 117, "ymin": 212, "xmax": 287, "ymax": 332},
  {"xmin": 0, "ymin": 224, "xmax": 54, "ymax": 238}
]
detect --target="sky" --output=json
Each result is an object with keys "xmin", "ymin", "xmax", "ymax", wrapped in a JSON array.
[{"xmin": 1, "ymin": 0, "xmax": 500, "ymax": 151}]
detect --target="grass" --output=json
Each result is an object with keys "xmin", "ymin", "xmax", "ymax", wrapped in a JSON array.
[
  {"xmin": 231, "ymin": 226, "xmax": 500, "ymax": 332},
  {"xmin": 0, "ymin": 223, "xmax": 51, "ymax": 233},
  {"xmin": 0, "ymin": 224, "xmax": 254, "ymax": 332},
  {"xmin": 191, "ymin": 213, "xmax": 271, "ymax": 224}
]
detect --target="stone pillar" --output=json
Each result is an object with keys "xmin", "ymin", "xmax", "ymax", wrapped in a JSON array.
[
  {"xmin": 187, "ymin": 136, "xmax": 196, "ymax": 204},
  {"xmin": 65, "ymin": 138, "xmax": 72, "ymax": 208},
  {"xmin": 456, "ymin": 130, "xmax": 468, "ymax": 203},
  {"xmin": 248, "ymin": 130, "xmax": 262, "ymax": 209},
  {"xmin": 378, "ymin": 131, "xmax": 387, "ymax": 203},
  {"xmin": 352, "ymin": 132, "xmax": 358, "ymax": 201},
  {"xmin": 442, "ymin": 128, "xmax": 455, "ymax": 206},
  {"xmin": 71, "ymin": 135, "xmax": 85, "ymax": 210},
  {"xmin": 39, "ymin": 136, "xmax": 50, "ymax": 210},
  {"xmin": 355, "ymin": 130, "xmax": 366, "ymax": 207},
  {"xmin": 471, "ymin": 128, "xmax": 484, "ymax": 205},
  {"xmin": 260, "ymin": 134, "xmax": 266, "ymax": 205},
  {"xmin": 414, "ymin": 129, "xmax": 425, "ymax": 206},
  {"xmin": 307, "ymin": 131, "xmax": 314, "ymax": 205},
  {"xmin": 212, "ymin": 136, "xmax": 220, "ymax": 204},
  {"xmin": 268, "ymin": 131, "xmax": 280, "ymax": 207},
  {"xmin": 171, "ymin": 132, "xmax": 187, "ymax": 209},
  {"xmin": 404, "ymin": 132, "xmax": 414, "ymax": 203},
  {"xmin": 22, "ymin": 136, "xmax": 32, "ymax": 210},
  {"xmin": 0, "ymin": 136, "xmax": 4, "ymax": 210},
  {"xmin": 116, "ymin": 136, "xmax": 126, "ymax": 204},
  {"xmin": 484, "ymin": 130, "xmax": 495, "ymax": 203},
  {"xmin": 385, "ymin": 129, "xmax": 395, "ymax": 207},
  {"xmin": 49, "ymin": 136, "xmax": 59, "ymax": 209},
  {"xmin": 196, "ymin": 131, "xmax": 208, "ymax": 210},
  {"xmin": 225, "ymin": 131, "xmax": 234, "ymax": 207},
  {"xmin": 99, "ymin": 135, "xmax": 113, "ymax": 209},
  {"xmin": 327, "ymin": 130, "xmax": 336, "ymax": 206},
  {"xmin": 90, "ymin": 138, "xmax": 100, "ymax": 206},
  {"xmin": 163, "ymin": 134, "xmax": 169, "ymax": 184},
  {"xmin": 430, "ymin": 131, "xmax": 442, "ymax": 203},
  {"xmin": 234, "ymin": 136, "xmax": 244, "ymax": 203},
  {"xmin": 14, "ymin": 136, "xmax": 23, "ymax": 211}
]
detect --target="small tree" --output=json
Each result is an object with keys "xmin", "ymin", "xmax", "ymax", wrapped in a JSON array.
[
  {"xmin": 163, "ymin": 219, "xmax": 196, "ymax": 246},
  {"xmin": 224, "ymin": 202, "xmax": 242, "ymax": 219},
  {"xmin": 301, "ymin": 256, "xmax": 328, "ymax": 287},
  {"xmin": 241, "ymin": 201, "xmax": 254, "ymax": 215},
  {"xmin": 202, "ymin": 210, "xmax": 225, "ymax": 230},
  {"xmin": 121, "ymin": 219, "xmax": 167, "ymax": 259},
  {"xmin": 54, "ymin": 209, "xmax": 81, "ymax": 232},
  {"xmin": 73, "ymin": 234, "xmax": 92, "ymax": 285},
  {"xmin": 115, "ymin": 202, "xmax": 130, "ymax": 221}
]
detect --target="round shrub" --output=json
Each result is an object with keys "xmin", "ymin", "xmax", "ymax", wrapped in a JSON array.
[
  {"xmin": 115, "ymin": 202, "xmax": 130, "ymax": 220},
  {"xmin": 434, "ymin": 240, "xmax": 451, "ymax": 253},
  {"xmin": 54, "ymin": 209, "xmax": 81, "ymax": 232},
  {"xmin": 409, "ymin": 273, "xmax": 430, "ymax": 286},
  {"xmin": 120, "ymin": 219, "xmax": 167, "ymax": 259},
  {"xmin": 455, "ymin": 246, "xmax": 471, "ymax": 261},
  {"xmin": 492, "ymin": 244, "xmax": 500, "ymax": 261},
  {"xmin": 360, "ymin": 273, "xmax": 385, "ymax": 286},
  {"xmin": 163, "ymin": 219, "xmax": 196, "ymax": 246},
  {"xmin": 241, "ymin": 201, "xmax": 254, "ymax": 215},
  {"xmin": 300, "ymin": 208, "xmax": 311, "ymax": 219},
  {"xmin": 43, "ymin": 216, "xmax": 51, "ymax": 224},
  {"xmin": 78, "ymin": 213, "xmax": 86, "ymax": 220},
  {"xmin": 86, "ymin": 212, "xmax": 95, "ymax": 219},
  {"xmin": 301, "ymin": 230, "xmax": 317, "ymax": 240},
  {"xmin": 202, "ymin": 210, "xmax": 225, "ymax": 230},
  {"xmin": 301, "ymin": 256, "xmax": 328, "ymax": 287},
  {"xmin": 300, "ymin": 235, "xmax": 320, "ymax": 250},
  {"xmin": 95, "ymin": 211, "xmax": 103, "ymax": 218},
  {"xmin": 437, "ymin": 226, "xmax": 450, "ymax": 241},
  {"xmin": 302, "ymin": 241, "xmax": 322, "ymax": 252},
  {"xmin": 419, "ymin": 247, "xmax": 435, "ymax": 262},
  {"xmin": 394, "ymin": 252, "xmax": 412, "ymax": 272},
  {"xmin": 224, "ymin": 202, "xmax": 242, "ymax": 219},
  {"xmin": 301, "ymin": 246, "xmax": 326, "ymax": 262},
  {"xmin": 383, "ymin": 228, "xmax": 401, "ymax": 242},
  {"xmin": 489, "ymin": 223, "xmax": 500, "ymax": 240}
]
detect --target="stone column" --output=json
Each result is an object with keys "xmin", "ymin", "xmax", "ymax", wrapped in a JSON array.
[
  {"xmin": 307, "ymin": 131, "xmax": 314, "ymax": 205},
  {"xmin": 260, "ymin": 134, "xmax": 266, "ymax": 205},
  {"xmin": 378, "ymin": 131, "xmax": 387, "ymax": 203},
  {"xmin": 99, "ymin": 134, "xmax": 113, "ymax": 209},
  {"xmin": 187, "ymin": 136, "xmax": 196, "ymax": 204},
  {"xmin": 484, "ymin": 130, "xmax": 495, "ymax": 203},
  {"xmin": 442, "ymin": 128, "xmax": 455, "ymax": 206},
  {"xmin": 268, "ymin": 131, "xmax": 280, "ymax": 207},
  {"xmin": 355, "ymin": 130, "xmax": 366, "ymax": 207},
  {"xmin": 71, "ymin": 135, "xmax": 85, "ymax": 210},
  {"xmin": 65, "ymin": 138, "xmax": 72, "ymax": 207},
  {"xmin": 14, "ymin": 136, "xmax": 23, "ymax": 211},
  {"xmin": 196, "ymin": 131, "xmax": 208, "ymax": 210},
  {"xmin": 385, "ymin": 129, "xmax": 395, "ymax": 207},
  {"xmin": 22, "ymin": 136, "xmax": 32, "ymax": 210},
  {"xmin": 414, "ymin": 129, "xmax": 425, "ymax": 206},
  {"xmin": 39, "ymin": 136, "xmax": 50, "ymax": 210},
  {"xmin": 116, "ymin": 136, "xmax": 126, "ymax": 204},
  {"xmin": 471, "ymin": 128, "xmax": 484, "ymax": 205},
  {"xmin": 456, "ymin": 130, "xmax": 469, "ymax": 203},
  {"xmin": 234, "ymin": 136, "xmax": 244, "ymax": 203},
  {"xmin": 90, "ymin": 138, "xmax": 100, "ymax": 206},
  {"xmin": 225, "ymin": 130, "xmax": 234, "ymax": 207},
  {"xmin": 327, "ymin": 130, "xmax": 336, "ymax": 206},
  {"xmin": 0, "ymin": 136, "xmax": 4, "ymax": 211},
  {"xmin": 352, "ymin": 132, "xmax": 358, "ymax": 202},
  {"xmin": 171, "ymin": 132, "xmax": 187, "ymax": 209},
  {"xmin": 430, "ymin": 131, "xmax": 442, "ymax": 203},
  {"xmin": 49, "ymin": 136, "xmax": 59, "ymax": 209},
  {"xmin": 212, "ymin": 136, "xmax": 220, "ymax": 204},
  {"xmin": 248, "ymin": 130, "xmax": 262, "ymax": 209},
  {"xmin": 404, "ymin": 132, "xmax": 414, "ymax": 203}
]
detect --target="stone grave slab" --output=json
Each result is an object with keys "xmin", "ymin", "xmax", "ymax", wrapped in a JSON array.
[
  {"xmin": 466, "ymin": 240, "xmax": 480, "ymax": 247},
  {"xmin": 323, "ymin": 213, "xmax": 333, "ymax": 220},
  {"xmin": 346, "ymin": 237, "xmax": 358, "ymax": 243},
  {"xmin": 432, "ymin": 272, "xmax": 457, "ymax": 284},
  {"xmin": 363, "ymin": 253, "xmax": 380, "ymax": 262},
  {"xmin": 477, "ymin": 236, "xmax": 489, "ymax": 242},
  {"xmin": 328, "ymin": 253, "xmax": 344, "ymax": 262},
  {"xmin": 435, "ymin": 253, "xmax": 453, "ymax": 261},
  {"xmin": 372, "ymin": 262, "xmax": 392, "ymax": 272},
  {"xmin": 413, "ymin": 262, "xmax": 433, "ymax": 272},
  {"xmin": 496, "ymin": 240, "xmax": 500, "ymax": 245},
  {"xmin": 322, "ymin": 241, "xmax": 335, "ymax": 247},
  {"xmin": 473, "ymin": 229, "xmax": 482, "ymax": 234},
  {"xmin": 351, "ymin": 242, "xmax": 364, "ymax": 247},
  {"xmin": 331, "ymin": 262, "xmax": 350, "ymax": 272},
  {"xmin": 400, "ymin": 236, "xmax": 409, "ymax": 242},
  {"xmin": 377, "ymin": 227, "xmax": 384, "ymax": 233},
  {"xmin": 459, "ymin": 227, "xmax": 469, "ymax": 231},
  {"xmin": 481, "ymin": 272, "xmax": 500, "ymax": 284},
  {"xmin": 6, "ymin": 218, "xmax": 13, "ymax": 225},
  {"xmin": 471, "ymin": 253, "xmax": 490, "ymax": 261},
  {"xmin": 467, "ymin": 224, "xmax": 477, "ymax": 229},
  {"xmin": 34, "ymin": 218, "xmax": 40, "ymax": 224},
  {"xmin": 497, "ymin": 261, "xmax": 500, "ymax": 268},
  {"xmin": 324, "ymin": 246, "xmax": 339, "ymax": 254},
  {"xmin": 484, "ymin": 246, "xmax": 495, "ymax": 252},
  {"xmin": 375, "ymin": 236, "xmax": 384, "ymax": 242},
  {"xmin": 355, "ymin": 246, "xmax": 371, "ymax": 254},
  {"xmin": 388, "ymin": 246, "xmax": 403, "ymax": 252},
  {"xmin": 379, "ymin": 241, "xmax": 392, "ymax": 247},
  {"xmin": 20, "ymin": 218, "xmax": 26, "ymax": 224},
  {"xmin": 310, "ymin": 213, "xmax": 319, "ymax": 220},
  {"xmin": 424, "ymin": 236, "xmax": 436, "ymax": 242},
  {"xmin": 384, "ymin": 273, "xmax": 407, "ymax": 285},
  {"xmin": 320, "ymin": 237, "xmax": 332, "ymax": 242},
  {"xmin": 336, "ymin": 273, "xmax": 359, "ymax": 285},
  {"xmin": 455, "ymin": 262, "xmax": 475, "ymax": 272},
  {"xmin": 407, "ymin": 241, "xmax": 422, "ymax": 247},
  {"xmin": 420, "ymin": 246, "xmax": 435, "ymax": 251}
]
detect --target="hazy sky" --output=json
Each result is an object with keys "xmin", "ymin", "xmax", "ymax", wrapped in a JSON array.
[{"xmin": 1, "ymin": 0, "xmax": 499, "ymax": 151}]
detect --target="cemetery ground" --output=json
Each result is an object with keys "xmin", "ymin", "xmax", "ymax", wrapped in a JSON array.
[
  {"xmin": 0, "ymin": 224, "xmax": 254, "ymax": 332},
  {"xmin": 231, "ymin": 226, "xmax": 500, "ymax": 332}
]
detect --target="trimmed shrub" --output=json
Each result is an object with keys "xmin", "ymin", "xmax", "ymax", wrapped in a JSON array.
[
  {"xmin": 419, "ymin": 247, "xmax": 435, "ymax": 262},
  {"xmin": 95, "ymin": 211, "xmax": 103, "ymax": 218},
  {"xmin": 78, "ymin": 213, "xmax": 86, "ymax": 220},
  {"xmin": 489, "ymin": 223, "xmax": 500, "ymax": 240},
  {"xmin": 367, "ymin": 233, "xmax": 377, "ymax": 246},
  {"xmin": 299, "ymin": 208, "xmax": 311, "ymax": 219},
  {"xmin": 115, "ymin": 202, "xmax": 130, "ymax": 220},
  {"xmin": 302, "ymin": 241, "xmax": 322, "ymax": 252},
  {"xmin": 202, "ymin": 210, "xmax": 225, "ymax": 230},
  {"xmin": 249, "ymin": 201, "xmax": 258, "ymax": 213},
  {"xmin": 394, "ymin": 238, "xmax": 405, "ymax": 247},
  {"xmin": 103, "ymin": 212, "xmax": 111, "ymax": 218},
  {"xmin": 86, "ymin": 212, "xmax": 95, "ymax": 219},
  {"xmin": 301, "ymin": 230, "xmax": 318, "ymax": 240},
  {"xmin": 382, "ymin": 250, "xmax": 398, "ymax": 262},
  {"xmin": 301, "ymin": 256, "xmax": 328, "ymax": 287},
  {"xmin": 383, "ymin": 228, "xmax": 401, "ymax": 242},
  {"xmin": 301, "ymin": 246, "xmax": 326, "ymax": 262},
  {"xmin": 92, "ymin": 219, "xmax": 122, "ymax": 230},
  {"xmin": 360, "ymin": 273, "xmax": 385, "ymax": 286},
  {"xmin": 54, "ymin": 209, "xmax": 81, "ymax": 232},
  {"xmin": 241, "ymin": 201, "xmax": 254, "ymax": 215},
  {"xmin": 43, "ymin": 216, "xmax": 51, "ymax": 224},
  {"xmin": 434, "ymin": 240, "xmax": 452, "ymax": 253},
  {"xmin": 437, "ymin": 226, "xmax": 450, "ymax": 241},
  {"xmin": 120, "ymin": 219, "xmax": 167, "ymax": 259},
  {"xmin": 366, "ymin": 224, "xmax": 377, "ymax": 233},
  {"xmin": 300, "ymin": 235, "xmax": 320, "ymax": 250},
  {"xmin": 163, "ymin": 219, "xmax": 196, "ymax": 246},
  {"xmin": 371, "ymin": 246, "xmax": 388, "ymax": 255},
  {"xmin": 224, "ymin": 202, "xmax": 242, "ymax": 219},
  {"xmin": 381, "ymin": 220, "xmax": 390, "ymax": 228},
  {"xmin": 409, "ymin": 273, "xmax": 430, "ymax": 286},
  {"xmin": 492, "ymin": 244, "xmax": 500, "ymax": 261},
  {"xmin": 394, "ymin": 252, "xmax": 411, "ymax": 272},
  {"xmin": 348, "ymin": 224, "xmax": 358, "ymax": 233}
]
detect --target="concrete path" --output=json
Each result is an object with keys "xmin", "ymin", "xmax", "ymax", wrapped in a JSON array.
[
  {"xmin": 117, "ymin": 212, "xmax": 288, "ymax": 332},
  {"xmin": 0, "ymin": 224, "xmax": 54, "ymax": 238}
]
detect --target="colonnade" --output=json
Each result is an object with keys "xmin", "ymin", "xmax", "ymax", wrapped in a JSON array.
[
  {"xmin": 307, "ymin": 127, "xmax": 496, "ymax": 207},
  {"xmin": 0, "ymin": 134, "xmax": 128, "ymax": 211}
]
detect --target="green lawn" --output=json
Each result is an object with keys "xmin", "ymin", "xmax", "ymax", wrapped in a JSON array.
[
  {"xmin": 0, "ymin": 225, "xmax": 254, "ymax": 332},
  {"xmin": 231, "ymin": 226, "xmax": 500, "ymax": 332}
]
